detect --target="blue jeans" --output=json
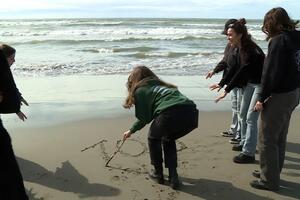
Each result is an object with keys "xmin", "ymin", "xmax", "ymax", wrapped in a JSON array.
[
  {"xmin": 229, "ymin": 87, "xmax": 242, "ymax": 138},
  {"xmin": 239, "ymin": 83, "xmax": 261, "ymax": 156}
]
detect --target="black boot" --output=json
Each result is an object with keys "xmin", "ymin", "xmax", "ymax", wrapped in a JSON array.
[
  {"xmin": 168, "ymin": 168, "xmax": 180, "ymax": 190},
  {"xmin": 149, "ymin": 166, "xmax": 164, "ymax": 184}
]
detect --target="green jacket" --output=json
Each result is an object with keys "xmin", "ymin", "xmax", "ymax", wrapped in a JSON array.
[{"xmin": 130, "ymin": 80, "xmax": 195, "ymax": 133}]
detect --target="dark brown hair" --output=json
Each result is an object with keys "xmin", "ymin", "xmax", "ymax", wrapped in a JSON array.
[
  {"xmin": 0, "ymin": 44, "xmax": 16, "ymax": 58},
  {"xmin": 123, "ymin": 65, "xmax": 177, "ymax": 108},
  {"xmin": 228, "ymin": 18, "xmax": 261, "ymax": 63},
  {"xmin": 262, "ymin": 7, "xmax": 298, "ymax": 40}
]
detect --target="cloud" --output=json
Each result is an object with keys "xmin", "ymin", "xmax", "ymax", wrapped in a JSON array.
[
  {"xmin": 0, "ymin": 0, "xmax": 298, "ymax": 18},
  {"xmin": 0, "ymin": 0, "xmax": 286, "ymax": 11}
]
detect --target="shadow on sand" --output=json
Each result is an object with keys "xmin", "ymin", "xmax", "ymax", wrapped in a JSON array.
[
  {"xmin": 286, "ymin": 142, "xmax": 300, "ymax": 154},
  {"xmin": 275, "ymin": 179, "xmax": 300, "ymax": 200},
  {"xmin": 180, "ymin": 177, "xmax": 272, "ymax": 200},
  {"xmin": 17, "ymin": 157, "xmax": 120, "ymax": 198}
]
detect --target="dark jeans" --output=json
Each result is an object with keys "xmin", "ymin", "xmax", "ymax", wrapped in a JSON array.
[
  {"xmin": 0, "ymin": 120, "xmax": 28, "ymax": 200},
  {"xmin": 148, "ymin": 104, "xmax": 198, "ymax": 169}
]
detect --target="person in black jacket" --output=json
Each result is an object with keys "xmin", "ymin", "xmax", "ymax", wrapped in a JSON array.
[
  {"xmin": 206, "ymin": 19, "xmax": 242, "ymax": 141},
  {"xmin": 251, "ymin": 7, "xmax": 300, "ymax": 191},
  {"xmin": 211, "ymin": 19, "xmax": 265, "ymax": 163},
  {"xmin": 0, "ymin": 44, "xmax": 29, "ymax": 199}
]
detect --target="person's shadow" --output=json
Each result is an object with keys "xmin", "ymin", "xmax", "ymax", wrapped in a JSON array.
[
  {"xmin": 17, "ymin": 157, "xmax": 120, "ymax": 198},
  {"xmin": 284, "ymin": 142, "xmax": 300, "ymax": 176},
  {"xmin": 276, "ymin": 179, "xmax": 300, "ymax": 200},
  {"xmin": 179, "ymin": 177, "xmax": 272, "ymax": 200},
  {"xmin": 286, "ymin": 142, "xmax": 300, "ymax": 154}
]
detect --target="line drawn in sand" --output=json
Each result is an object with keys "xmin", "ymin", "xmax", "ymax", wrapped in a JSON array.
[{"xmin": 81, "ymin": 139, "xmax": 188, "ymax": 173}]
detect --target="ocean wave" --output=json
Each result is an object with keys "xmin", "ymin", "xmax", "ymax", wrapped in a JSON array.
[
  {"xmin": 63, "ymin": 21, "xmax": 124, "ymax": 27},
  {"xmin": 10, "ymin": 34, "xmax": 225, "ymax": 46},
  {"xmin": 113, "ymin": 46, "xmax": 160, "ymax": 52},
  {"xmin": 77, "ymin": 46, "xmax": 160, "ymax": 54},
  {"xmin": 122, "ymin": 51, "xmax": 222, "ymax": 59},
  {"xmin": 2, "ymin": 27, "xmax": 221, "ymax": 37},
  {"xmin": 12, "ymin": 54, "xmax": 224, "ymax": 76},
  {"xmin": 79, "ymin": 48, "xmax": 114, "ymax": 54}
]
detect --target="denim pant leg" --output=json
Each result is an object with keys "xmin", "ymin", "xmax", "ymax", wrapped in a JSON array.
[
  {"xmin": 242, "ymin": 84, "xmax": 261, "ymax": 156},
  {"xmin": 230, "ymin": 88, "xmax": 239, "ymax": 134},
  {"xmin": 239, "ymin": 86, "xmax": 252, "ymax": 146},
  {"xmin": 235, "ymin": 88, "xmax": 243, "ymax": 138}
]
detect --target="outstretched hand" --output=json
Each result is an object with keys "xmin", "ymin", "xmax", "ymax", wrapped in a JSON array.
[
  {"xmin": 254, "ymin": 101, "xmax": 264, "ymax": 112},
  {"xmin": 206, "ymin": 71, "xmax": 215, "ymax": 79},
  {"xmin": 209, "ymin": 84, "xmax": 221, "ymax": 92},
  {"xmin": 20, "ymin": 97, "xmax": 29, "ymax": 106},
  {"xmin": 123, "ymin": 130, "xmax": 132, "ymax": 141},
  {"xmin": 215, "ymin": 91, "xmax": 228, "ymax": 103},
  {"xmin": 17, "ymin": 111, "xmax": 27, "ymax": 121}
]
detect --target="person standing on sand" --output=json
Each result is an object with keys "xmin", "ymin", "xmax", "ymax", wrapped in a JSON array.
[
  {"xmin": 250, "ymin": 7, "xmax": 300, "ymax": 191},
  {"xmin": 0, "ymin": 44, "xmax": 29, "ymax": 199},
  {"xmin": 122, "ymin": 66, "xmax": 198, "ymax": 190},
  {"xmin": 211, "ymin": 19, "xmax": 265, "ymax": 164},
  {"xmin": 206, "ymin": 19, "xmax": 242, "ymax": 144}
]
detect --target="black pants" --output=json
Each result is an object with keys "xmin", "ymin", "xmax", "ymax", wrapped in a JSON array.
[
  {"xmin": 0, "ymin": 120, "xmax": 28, "ymax": 200},
  {"xmin": 148, "ymin": 104, "xmax": 198, "ymax": 169}
]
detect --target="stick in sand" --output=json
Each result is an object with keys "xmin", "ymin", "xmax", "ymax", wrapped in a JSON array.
[{"xmin": 105, "ymin": 139, "xmax": 126, "ymax": 167}]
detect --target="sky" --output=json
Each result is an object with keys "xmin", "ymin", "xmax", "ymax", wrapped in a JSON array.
[{"xmin": 0, "ymin": 0, "xmax": 299, "ymax": 19}]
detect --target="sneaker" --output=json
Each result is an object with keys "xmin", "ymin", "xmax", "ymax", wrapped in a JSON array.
[
  {"xmin": 149, "ymin": 168, "xmax": 164, "ymax": 184},
  {"xmin": 221, "ymin": 131, "xmax": 234, "ymax": 137},
  {"xmin": 250, "ymin": 180, "xmax": 279, "ymax": 191},
  {"xmin": 233, "ymin": 153, "xmax": 255, "ymax": 164},
  {"xmin": 229, "ymin": 138, "xmax": 241, "ymax": 144},
  {"xmin": 232, "ymin": 144, "xmax": 243, "ymax": 151}
]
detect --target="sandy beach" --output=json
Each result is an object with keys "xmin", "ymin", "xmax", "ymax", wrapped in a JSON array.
[
  {"xmin": 1, "ymin": 12, "xmax": 299, "ymax": 200},
  {"xmin": 6, "ymin": 110, "xmax": 299, "ymax": 200}
]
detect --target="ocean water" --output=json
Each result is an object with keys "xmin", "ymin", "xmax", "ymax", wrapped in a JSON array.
[
  {"xmin": 0, "ymin": 18, "xmax": 270, "ymax": 127},
  {"xmin": 0, "ymin": 18, "xmax": 268, "ymax": 77}
]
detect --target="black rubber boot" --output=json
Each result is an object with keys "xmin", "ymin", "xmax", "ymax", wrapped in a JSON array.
[
  {"xmin": 168, "ymin": 168, "xmax": 180, "ymax": 190},
  {"xmin": 149, "ymin": 166, "xmax": 164, "ymax": 184}
]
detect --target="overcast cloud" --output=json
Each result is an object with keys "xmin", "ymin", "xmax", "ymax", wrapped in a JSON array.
[{"xmin": 0, "ymin": 0, "xmax": 298, "ymax": 19}]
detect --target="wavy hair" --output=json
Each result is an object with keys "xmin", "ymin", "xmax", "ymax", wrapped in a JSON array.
[
  {"xmin": 123, "ymin": 66, "xmax": 177, "ymax": 108},
  {"xmin": 228, "ymin": 18, "xmax": 263, "ymax": 63},
  {"xmin": 262, "ymin": 7, "xmax": 298, "ymax": 40},
  {"xmin": 0, "ymin": 44, "xmax": 16, "ymax": 58}
]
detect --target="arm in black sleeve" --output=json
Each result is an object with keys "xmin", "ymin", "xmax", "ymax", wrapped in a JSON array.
[
  {"xmin": 0, "ymin": 50, "xmax": 21, "ymax": 113},
  {"xmin": 0, "ymin": 50, "xmax": 9, "ymax": 92},
  {"xmin": 224, "ymin": 51, "xmax": 256, "ymax": 92},
  {"xmin": 218, "ymin": 61, "xmax": 238, "ymax": 88},
  {"xmin": 213, "ymin": 44, "xmax": 230, "ymax": 73},
  {"xmin": 224, "ymin": 62, "xmax": 249, "ymax": 92},
  {"xmin": 259, "ymin": 35, "xmax": 286, "ymax": 102},
  {"xmin": 213, "ymin": 61, "xmax": 228, "ymax": 74}
]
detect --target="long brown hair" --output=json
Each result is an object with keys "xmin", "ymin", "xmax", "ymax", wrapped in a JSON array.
[
  {"xmin": 262, "ymin": 7, "xmax": 298, "ymax": 40},
  {"xmin": 228, "ymin": 18, "xmax": 262, "ymax": 63},
  {"xmin": 0, "ymin": 44, "xmax": 16, "ymax": 58},
  {"xmin": 123, "ymin": 65, "xmax": 177, "ymax": 108}
]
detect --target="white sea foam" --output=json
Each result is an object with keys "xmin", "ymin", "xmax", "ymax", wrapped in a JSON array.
[{"xmin": 2, "ymin": 18, "xmax": 267, "ymax": 77}]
